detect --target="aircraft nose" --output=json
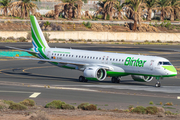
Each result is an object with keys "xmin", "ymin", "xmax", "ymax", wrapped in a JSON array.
[{"xmin": 162, "ymin": 66, "xmax": 177, "ymax": 76}]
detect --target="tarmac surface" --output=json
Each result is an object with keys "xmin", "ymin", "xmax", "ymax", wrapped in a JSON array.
[{"xmin": 0, "ymin": 43, "xmax": 180, "ymax": 111}]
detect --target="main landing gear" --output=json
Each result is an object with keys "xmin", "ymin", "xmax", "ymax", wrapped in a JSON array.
[
  {"xmin": 79, "ymin": 76, "xmax": 88, "ymax": 82},
  {"xmin": 155, "ymin": 77, "xmax": 162, "ymax": 87},
  {"xmin": 111, "ymin": 77, "xmax": 121, "ymax": 83}
]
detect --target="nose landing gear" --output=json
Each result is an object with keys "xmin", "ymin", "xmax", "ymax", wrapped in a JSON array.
[{"xmin": 155, "ymin": 77, "xmax": 163, "ymax": 87}]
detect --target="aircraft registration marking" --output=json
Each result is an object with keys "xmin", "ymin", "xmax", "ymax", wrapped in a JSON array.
[{"xmin": 29, "ymin": 92, "xmax": 41, "ymax": 98}]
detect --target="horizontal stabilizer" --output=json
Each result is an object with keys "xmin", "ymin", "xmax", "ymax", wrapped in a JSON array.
[{"xmin": 6, "ymin": 46, "xmax": 39, "ymax": 54}]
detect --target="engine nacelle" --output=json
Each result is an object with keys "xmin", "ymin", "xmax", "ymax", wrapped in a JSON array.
[
  {"xmin": 84, "ymin": 67, "xmax": 106, "ymax": 81},
  {"xmin": 131, "ymin": 75, "xmax": 153, "ymax": 82}
]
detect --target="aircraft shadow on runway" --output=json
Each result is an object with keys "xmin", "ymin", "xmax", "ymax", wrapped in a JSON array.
[{"xmin": 1, "ymin": 70, "xmax": 154, "ymax": 86}]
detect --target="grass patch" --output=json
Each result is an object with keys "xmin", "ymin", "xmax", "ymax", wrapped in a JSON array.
[
  {"xmin": 19, "ymin": 99, "xmax": 35, "ymax": 107},
  {"xmin": 9, "ymin": 103, "xmax": 27, "ymax": 110},
  {"xmin": 146, "ymin": 106, "xmax": 158, "ymax": 115},
  {"xmin": 149, "ymin": 101, "xmax": 154, "ymax": 105},
  {"xmin": 131, "ymin": 106, "xmax": 146, "ymax": 114},
  {"xmin": 61, "ymin": 104, "xmax": 75, "ymax": 110},
  {"xmin": 78, "ymin": 103, "xmax": 97, "ymax": 111},
  {"xmin": 45, "ymin": 100, "xmax": 65, "ymax": 109}
]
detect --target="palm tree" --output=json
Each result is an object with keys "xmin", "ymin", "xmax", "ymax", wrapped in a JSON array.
[
  {"xmin": 114, "ymin": 1, "xmax": 125, "ymax": 20},
  {"xmin": 96, "ymin": 0, "xmax": 107, "ymax": 19},
  {"xmin": 0, "ymin": 0, "xmax": 11, "ymax": 16},
  {"xmin": 156, "ymin": 0, "xmax": 171, "ymax": 21},
  {"xmin": 62, "ymin": 0, "xmax": 77, "ymax": 19},
  {"xmin": 75, "ymin": 0, "xmax": 83, "ymax": 19},
  {"xmin": 124, "ymin": 0, "xmax": 144, "ymax": 31},
  {"xmin": 169, "ymin": 0, "xmax": 180, "ymax": 21},
  {"xmin": 144, "ymin": 0, "xmax": 157, "ymax": 21},
  {"xmin": 11, "ymin": 0, "xmax": 38, "ymax": 19},
  {"xmin": 104, "ymin": 0, "xmax": 119, "ymax": 20}
]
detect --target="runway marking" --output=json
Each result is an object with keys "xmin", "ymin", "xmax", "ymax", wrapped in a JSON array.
[
  {"xmin": 177, "ymin": 96, "xmax": 180, "ymax": 99},
  {"xmin": 29, "ymin": 92, "xmax": 41, "ymax": 98}
]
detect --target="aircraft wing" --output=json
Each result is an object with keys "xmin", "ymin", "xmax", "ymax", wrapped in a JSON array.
[
  {"xmin": 15, "ymin": 57, "xmax": 88, "ymax": 66},
  {"xmin": 6, "ymin": 46, "xmax": 39, "ymax": 54}
]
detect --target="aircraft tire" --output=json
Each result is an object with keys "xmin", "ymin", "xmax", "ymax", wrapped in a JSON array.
[
  {"xmin": 79, "ymin": 76, "xmax": 85, "ymax": 82},
  {"xmin": 155, "ymin": 82, "xmax": 161, "ymax": 87},
  {"xmin": 111, "ymin": 77, "xmax": 116, "ymax": 83}
]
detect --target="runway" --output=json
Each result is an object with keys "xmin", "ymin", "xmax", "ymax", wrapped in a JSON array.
[{"xmin": 0, "ymin": 43, "xmax": 180, "ymax": 111}]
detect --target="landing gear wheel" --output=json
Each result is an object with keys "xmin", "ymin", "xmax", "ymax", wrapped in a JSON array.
[
  {"xmin": 79, "ymin": 76, "xmax": 85, "ymax": 82},
  {"xmin": 155, "ymin": 82, "xmax": 161, "ymax": 87},
  {"xmin": 111, "ymin": 77, "xmax": 116, "ymax": 83},
  {"xmin": 111, "ymin": 77, "xmax": 120, "ymax": 83},
  {"xmin": 83, "ymin": 79, "xmax": 88, "ymax": 82}
]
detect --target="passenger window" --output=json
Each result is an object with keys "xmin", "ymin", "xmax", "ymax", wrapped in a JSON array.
[
  {"xmin": 66, "ymin": 54, "xmax": 68, "ymax": 57},
  {"xmin": 79, "ymin": 56, "xmax": 81, "ymax": 58},
  {"xmin": 85, "ymin": 56, "xmax": 86, "ymax": 58},
  {"xmin": 116, "ymin": 59, "xmax": 118, "ymax": 61},
  {"xmin": 76, "ymin": 55, "xmax": 78, "ymax": 57},
  {"xmin": 72, "ymin": 55, "xmax": 73, "ymax": 57},
  {"xmin": 87, "ymin": 56, "xmax": 89, "ymax": 59},
  {"xmin": 99, "ymin": 57, "xmax": 101, "ymax": 60},
  {"xmin": 82, "ymin": 56, "xmax": 83, "ymax": 58},
  {"xmin": 106, "ymin": 58, "xmax": 108, "ymax": 60},
  {"xmin": 63, "ymin": 54, "xmax": 65, "ymax": 56},
  {"xmin": 119, "ymin": 59, "xmax": 121, "ymax": 61},
  {"xmin": 69, "ymin": 55, "xmax": 71, "ymax": 57},
  {"xmin": 110, "ymin": 58, "xmax": 112, "ymax": 61},
  {"xmin": 52, "ymin": 53, "xmax": 53, "ymax": 55},
  {"xmin": 60, "ymin": 54, "xmax": 62, "ymax": 56},
  {"xmin": 93, "ymin": 57, "xmax": 95, "ymax": 59},
  {"xmin": 96, "ymin": 57, "xmax": 98, "ymax": 59},
  {"xmin": 113, "ymin": 59, "xmax": 115, "ymax": 61},
  {"xmin": 90, "ymin": 57, "xmax": 92, "ymax": 59}
]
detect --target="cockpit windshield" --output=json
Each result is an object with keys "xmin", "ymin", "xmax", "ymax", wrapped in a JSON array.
[{"xmin": 158, "ymin": 61, "xmax": 172, "ymax": 65}]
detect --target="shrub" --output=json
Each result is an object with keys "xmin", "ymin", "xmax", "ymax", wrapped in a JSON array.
[
  {"xmin": 7, "ymin": 36, "xmax": 15, "ymax": 40},
  {"xmin": 20, "ymin": 99, "xmax": 35, "ymax": 107},
  {"xmin": 106, "ymin": 14, "xmax": 110, "ymax": 20},
  {"xmin": 77, "ymin": 103, "xmax": 97, "ymax": 111},
  {"xmin": 149, "ymin": 101, "xmax": 154, "ymax": 105},
  {"xmin": 19, "ymin": 37, "xmax": 26, "ymax": 42},
  {"xmin": 0, "ymin": 101, "xmax": 9, "ymax": 109},
  {"xmin": 165, "ymin": 111, "xmax": 173, "ymax": 115},
  {"xmin": 9, "ymin": 103, "xmax": 27, "ymax": 110},
  {"xmin": 146, "ymin": 106, "xmax": 158, "ymax": 114},
  {"xmin": 67, "ymin": 22, "xmax": 72, "ymax": 25},
  {"xmin": 78, "ymin": 103, "xmax": 90, "ymax": 109},
  {"xmin": 164, "ymin": 102, "xmax": 173, "ymax": 106},
  {"xmin": 61, "ymin": 104, "xmax": 75, "ymax": 110},
  {"xmin": 86, "ymin": 22, "xmax": 92, "ymax": 28},
  {"xmin": 29, "ymin": 111, "xmax": 50, "ymax": 120},
  {"xmin": 96, "ymin": 14, "xmax": 103, "ymax": 19},
  {"xmin": 45, "ymin": 100, "xmax": 65, "ymax": 109},
  {"xmin": 27, "ymin": 32, "xmax": 32, "ymax": 40},
  {"xmin": 3, "ymin": 100, "xmax": 15, "ymax": 105},
  {"xmin": 85, "ymin": 104, "xmax": 97, "ymax": 110},
  {"xmin": 131, "ymin": 106, "xmax": 146, "ymax": 114}
]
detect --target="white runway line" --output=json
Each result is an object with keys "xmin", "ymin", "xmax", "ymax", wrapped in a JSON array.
[
  {"xmin": 177, "ymin": 96, "xmax": 180, "ymax": 99},
  {"xmin": 0, "ymin": 90, "xmax": 33, "ymax": 93},
  {"xmin": 29, "ymin": 92, "xmax": 41, "ymax": 98}
]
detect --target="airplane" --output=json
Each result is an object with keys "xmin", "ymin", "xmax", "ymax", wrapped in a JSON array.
[{"xmin": 6, "ymin": 15, "xmax": 177, "ymax": 87}]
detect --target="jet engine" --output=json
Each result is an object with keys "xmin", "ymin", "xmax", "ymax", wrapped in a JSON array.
[
  {"xmin": 131, "ymin": 75, "xmax": 153, "ymax": 82},
  {"xmin": 84, "ymin": 67, "xmax": 106, "ymax": 81}
]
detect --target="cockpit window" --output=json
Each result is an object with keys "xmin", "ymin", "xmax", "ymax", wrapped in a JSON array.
[
  {"xmin": 158, "ymin": 62, "xmax": 162, "ymax": 65},
  {"xmin": 158, "ymin": 61, "xmax": 172, "ymax": 65},
  {"xmin": 163, "ymin": 62, "xmax": 172, "ymax": 65}
]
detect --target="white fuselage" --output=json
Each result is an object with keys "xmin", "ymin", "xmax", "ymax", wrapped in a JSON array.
[{"xmin": 42, "ymin": 48, "xmax": 175, "ymax": 77}]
